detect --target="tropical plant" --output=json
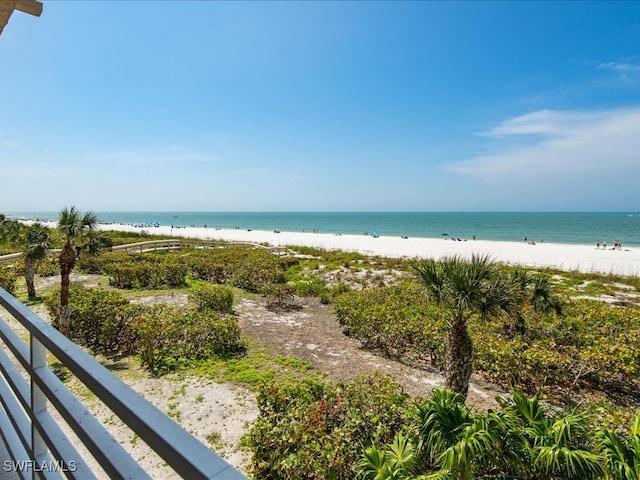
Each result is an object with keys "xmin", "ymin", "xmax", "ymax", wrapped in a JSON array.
[
  {"xmin": 358, "ymin": 388, "xmax": 607, "ymax": 480},
  {"xmin": 494, "ymin": 390, "xmax": 603, "ymax": 480},
  {"xmin": 0, "ymin": 214, "xmax": 24, "ymax": 252},
  {"xmin": 56, "ymin": 206, "xmax": 98, "ymax": 334},
  {"xmin": 359, "ymin": 433, "xmax": 421, "ymax": 480},
  {"xmin": 22, "ymin": 223, "xmax": 52, "ymax": 299},
  {"xmin": 530, "ymin": 273, "xmax": 563, "ymax": 315},
  {"xmin": 246, "ymin": 373, "xmax": 407, "ymax": 480},
  {"xmin": 597, "ymin": 413, "xmax": 640, "ymax": 480},
  {"xmin": 414, "ymin": 254, "xmax": 521, "ymax": 398}
]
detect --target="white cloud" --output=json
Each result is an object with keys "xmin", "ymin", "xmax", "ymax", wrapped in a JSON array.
[
  {"xmin": 597, "ymin": 62, "xmax": 640, "ymax": 83},
  {"xmin": 449, "ymin": 108, "xmax": 640, "ymax": 178},
  {"xmin": 598, "ymin": 62, "xmax": 640, "ymax": 73}
]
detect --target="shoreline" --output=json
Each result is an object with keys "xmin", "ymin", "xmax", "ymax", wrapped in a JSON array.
[
  {"xmin": 101, "ymin": 223, "xmax": 639, "ymax": 277},
  {"xmin": 9, "ymin": 211, "xmax": 640, "ymax": 248},
  {"xmin": 18, "ymin": 221, "xmax": 640, "ymax": 277}
]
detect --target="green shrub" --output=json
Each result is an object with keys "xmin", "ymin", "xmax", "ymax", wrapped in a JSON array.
[
  {"xmin": 261, "ymin": 283, "xmax": 296, "ymax": 310},
  {"xmin": 108, "ymin": 256, "xmax": 187, "ymax": 289},
  {"xmin": 188, "ymin": 284, "xmax": 234, "ymax": 313},
  {"xmin": 182, "ymin": 247, "xmax": 287, "ymax": 292},
  {"xmin": 334, "ymin": 284, "xmax": 446, "ymax": 366},
  {"xmin": 0, "ymin": 265, "xmax": 18, "ymax": 294},
  {"xmin": 293, "ymin": 276, "xmax": 329, "ymax": 298},
  {"xmin": 137, "ymin": 307, "xmax": 244, "ymax": 374},
  {"xmin": 36, "ymin": 256, "xmax": 59, "ymax": 277},
  {"xmin": 183, "ymin": 254, "xmax": 227, "ymax": 283},
  {"xmin": 245, "ymin": 373, "xmax": 408, "ymax": 480},
  {"xmin": 44, "ymin": 285, "xmax": 140, "ymax": 354}
]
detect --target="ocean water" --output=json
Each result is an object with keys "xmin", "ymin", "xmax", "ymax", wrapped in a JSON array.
[{"xmin": 6, "ymin": 211, "xmax": 640, "ymax": 248}]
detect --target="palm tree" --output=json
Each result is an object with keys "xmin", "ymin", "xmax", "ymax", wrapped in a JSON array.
[
  {"xmin": 57, "ymin": 206, "xmax": 98, "ymax": 334},
  {"xmin": 414, "ymin": 254, "xmax": 521, "ymax": 398},
  {"xmin": 22, "ymin": 223, "xmax": 52, "ymax": 299}
]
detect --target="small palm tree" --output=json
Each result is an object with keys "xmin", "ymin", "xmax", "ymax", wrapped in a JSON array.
[
  {"xmin": 598, "ymin": 413, "xmax": 640, "ymax": 480},
  {"xmin": 359, "ymin": 433, "xmax": 420, "ymax": 480},
  {"xmin": 22, "ymin": 223, "xmax": 52, "ymax": 299},
  {"xmin": 530, "ymin": 273, "xmax": 563, "ymax": 315},
  {"xmin": 496, "ymin": 390, "xmax": 602, "ymax": 480},
  {"xmin": 57, "ymin": 206, "xmax": 98, "ymax": 334},
  {"xmin": 415, "ymin": 388, "xmax": 473, "ymax": 467},
  {"xmin": 414, "ymin": 254, "xmax": 521, "ymax": 398}
]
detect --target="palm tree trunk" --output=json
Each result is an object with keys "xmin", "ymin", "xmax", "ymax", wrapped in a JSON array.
[
  {"xmin": 445, "ymin": 318, "xmax": 473, "ymax": 399},
  {"xmin": 59, "ymin": 268, "xmax": 71, "ymax": 334},
  {"xmin": 25, "ymin": 259, "xmax": 37, "ymax": 299},
  {"xmin": 59, "ymin": 243, "xmax": 76, "ymax": 335}
]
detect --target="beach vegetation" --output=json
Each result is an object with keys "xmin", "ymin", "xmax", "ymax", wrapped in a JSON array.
[
  {"xmin": 108, "ymin": 256, "xmax": 188, "ymax": 289},
  {"xmin": 137, "ymin": 306, "xmax": 244, "ymax": 375},
  {"xmin": 334, "ymin": 283, "xmax": 446, "ymax": 366},
  {"xmin": 188, "ymin": 283, "xmax": 234, "ymax": 313},
  {"xmin": 0, "ymin": 214, "xmax": 25, "ymax": 254},
  {"xmin": 335, "ymin": 277, "xmax": 640, "ymax": 405},
  {"xmin": 245, "ymin": 373, "xmax": 408, "ymax": 480},
  {"xmin": 414, "ymin": 254, "xmax": 523, "ymax": 398},
  {"xmin": 22, "ymin": 223, "xmax": 52, "ymax": 299},
  {"xmin": 44, "ymin": 284, "xmax": 141, "ymax": 354},
  {"xmin": 356, "ymin": 388, "xmax": 607, "ymax": 480},
  {"xmin": 42, "ymin": 283, "xmax": 244, "ymax": 374},
  {"xmin": 56, "ymin": 206, "xmax": 100, "ymax": 334},
  {"xmin": 179, "ymin": 247, "xmax": 288, "ymax": 292},
  {"xmin": 261, "ymin": 283, "xmax": 297, "ymax": 310},
  {"xmin": 36, "ymin": 255, "xmax": 60, "ymax": 277},
  {"xmin": 0, "ymin": 264, "xmax": 18, "ymax": 294}
]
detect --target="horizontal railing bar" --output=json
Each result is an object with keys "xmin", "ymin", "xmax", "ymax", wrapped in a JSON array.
[
  {"xmin": 0, "ymin": 406, "xmax": 30, "ymax": 480},
  {"xmin": 32, "ymin": 401, "xmax": 96, "ymax": 480},
  {"xmin": 0, "ymin": 329, "xmax": 31, "ymax": 411},
  {"xmin": 0, "ymin": 323, "xmax": 99, "ymax": 479},
  {"xmin": 0, "ymin": 287, "xmax": 245, "ymax": 479},
  {"xmin": 32, "ymin": 366, "xmax": 147, "ymax": 480},
  {"xmin": 0, "ymin": 371, "xmax": 31, "ymax": 456},
  {"xmin": 0, "ymin": 314, "xmax": 31, "ymax": 372},
  {"xmin": 0, "ymin": 380, "xmax": 64, "ymax": 480}
]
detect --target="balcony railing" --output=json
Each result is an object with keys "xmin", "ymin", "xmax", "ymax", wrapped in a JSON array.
[{"xmin": 0, "ymin": 286, "xmax": 246, "ymax": 479}]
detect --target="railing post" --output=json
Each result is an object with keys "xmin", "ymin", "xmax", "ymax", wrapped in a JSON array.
[{"xmin": 30, "ymin": 334, "xmax": 47, "ymax": 480}]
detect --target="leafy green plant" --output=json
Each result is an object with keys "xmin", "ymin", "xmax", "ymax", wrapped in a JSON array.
[
  {"xmin": 245, "ymin": 373, "xmax": 408, "ymax": 480},
  {"xmin": 188, "ymin": 283, "xmax": 234, "ymax": 313},
  {"xmin": 44, "ymin": 285, "xmax": 140, "ymax": 354},
  {"xmin": 261, "ymin": 283, "xmax": 297, "ymax": 310},
  {"xmin": 0, "ymin": 264, "xmax": 18, "ymax": 294},
  {"xmin": 137, "ymin": 306, "xmax": 244, "ymax": 375}
]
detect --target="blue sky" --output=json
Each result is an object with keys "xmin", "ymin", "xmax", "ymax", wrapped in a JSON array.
[{"xmin": 1, "ymin": 1, "xmax": 640, "ymax": 212}]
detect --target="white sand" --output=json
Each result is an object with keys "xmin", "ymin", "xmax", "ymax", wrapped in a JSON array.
[{"xmin": 92, "ymin": 223, "xmax": 640, "ymax": 277}]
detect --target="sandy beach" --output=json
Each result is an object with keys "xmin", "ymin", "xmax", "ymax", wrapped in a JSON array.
[{"xmin": 83, "ymin": 222, "xmax": 640, "ymax": 278}]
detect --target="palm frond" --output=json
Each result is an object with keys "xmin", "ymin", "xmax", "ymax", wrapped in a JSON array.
[
  {"xmin": 359, "ymin": 445, "xmax": 390, "ymax": 480},
  {"xmin": 534, "ymin": 445, "xmax": 602, "ymax": 480}
]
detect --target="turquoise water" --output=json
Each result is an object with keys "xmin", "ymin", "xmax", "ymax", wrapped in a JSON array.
[{"xmin": 6, "ymin": 211, "xmax": 640, "ymax": 247}]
